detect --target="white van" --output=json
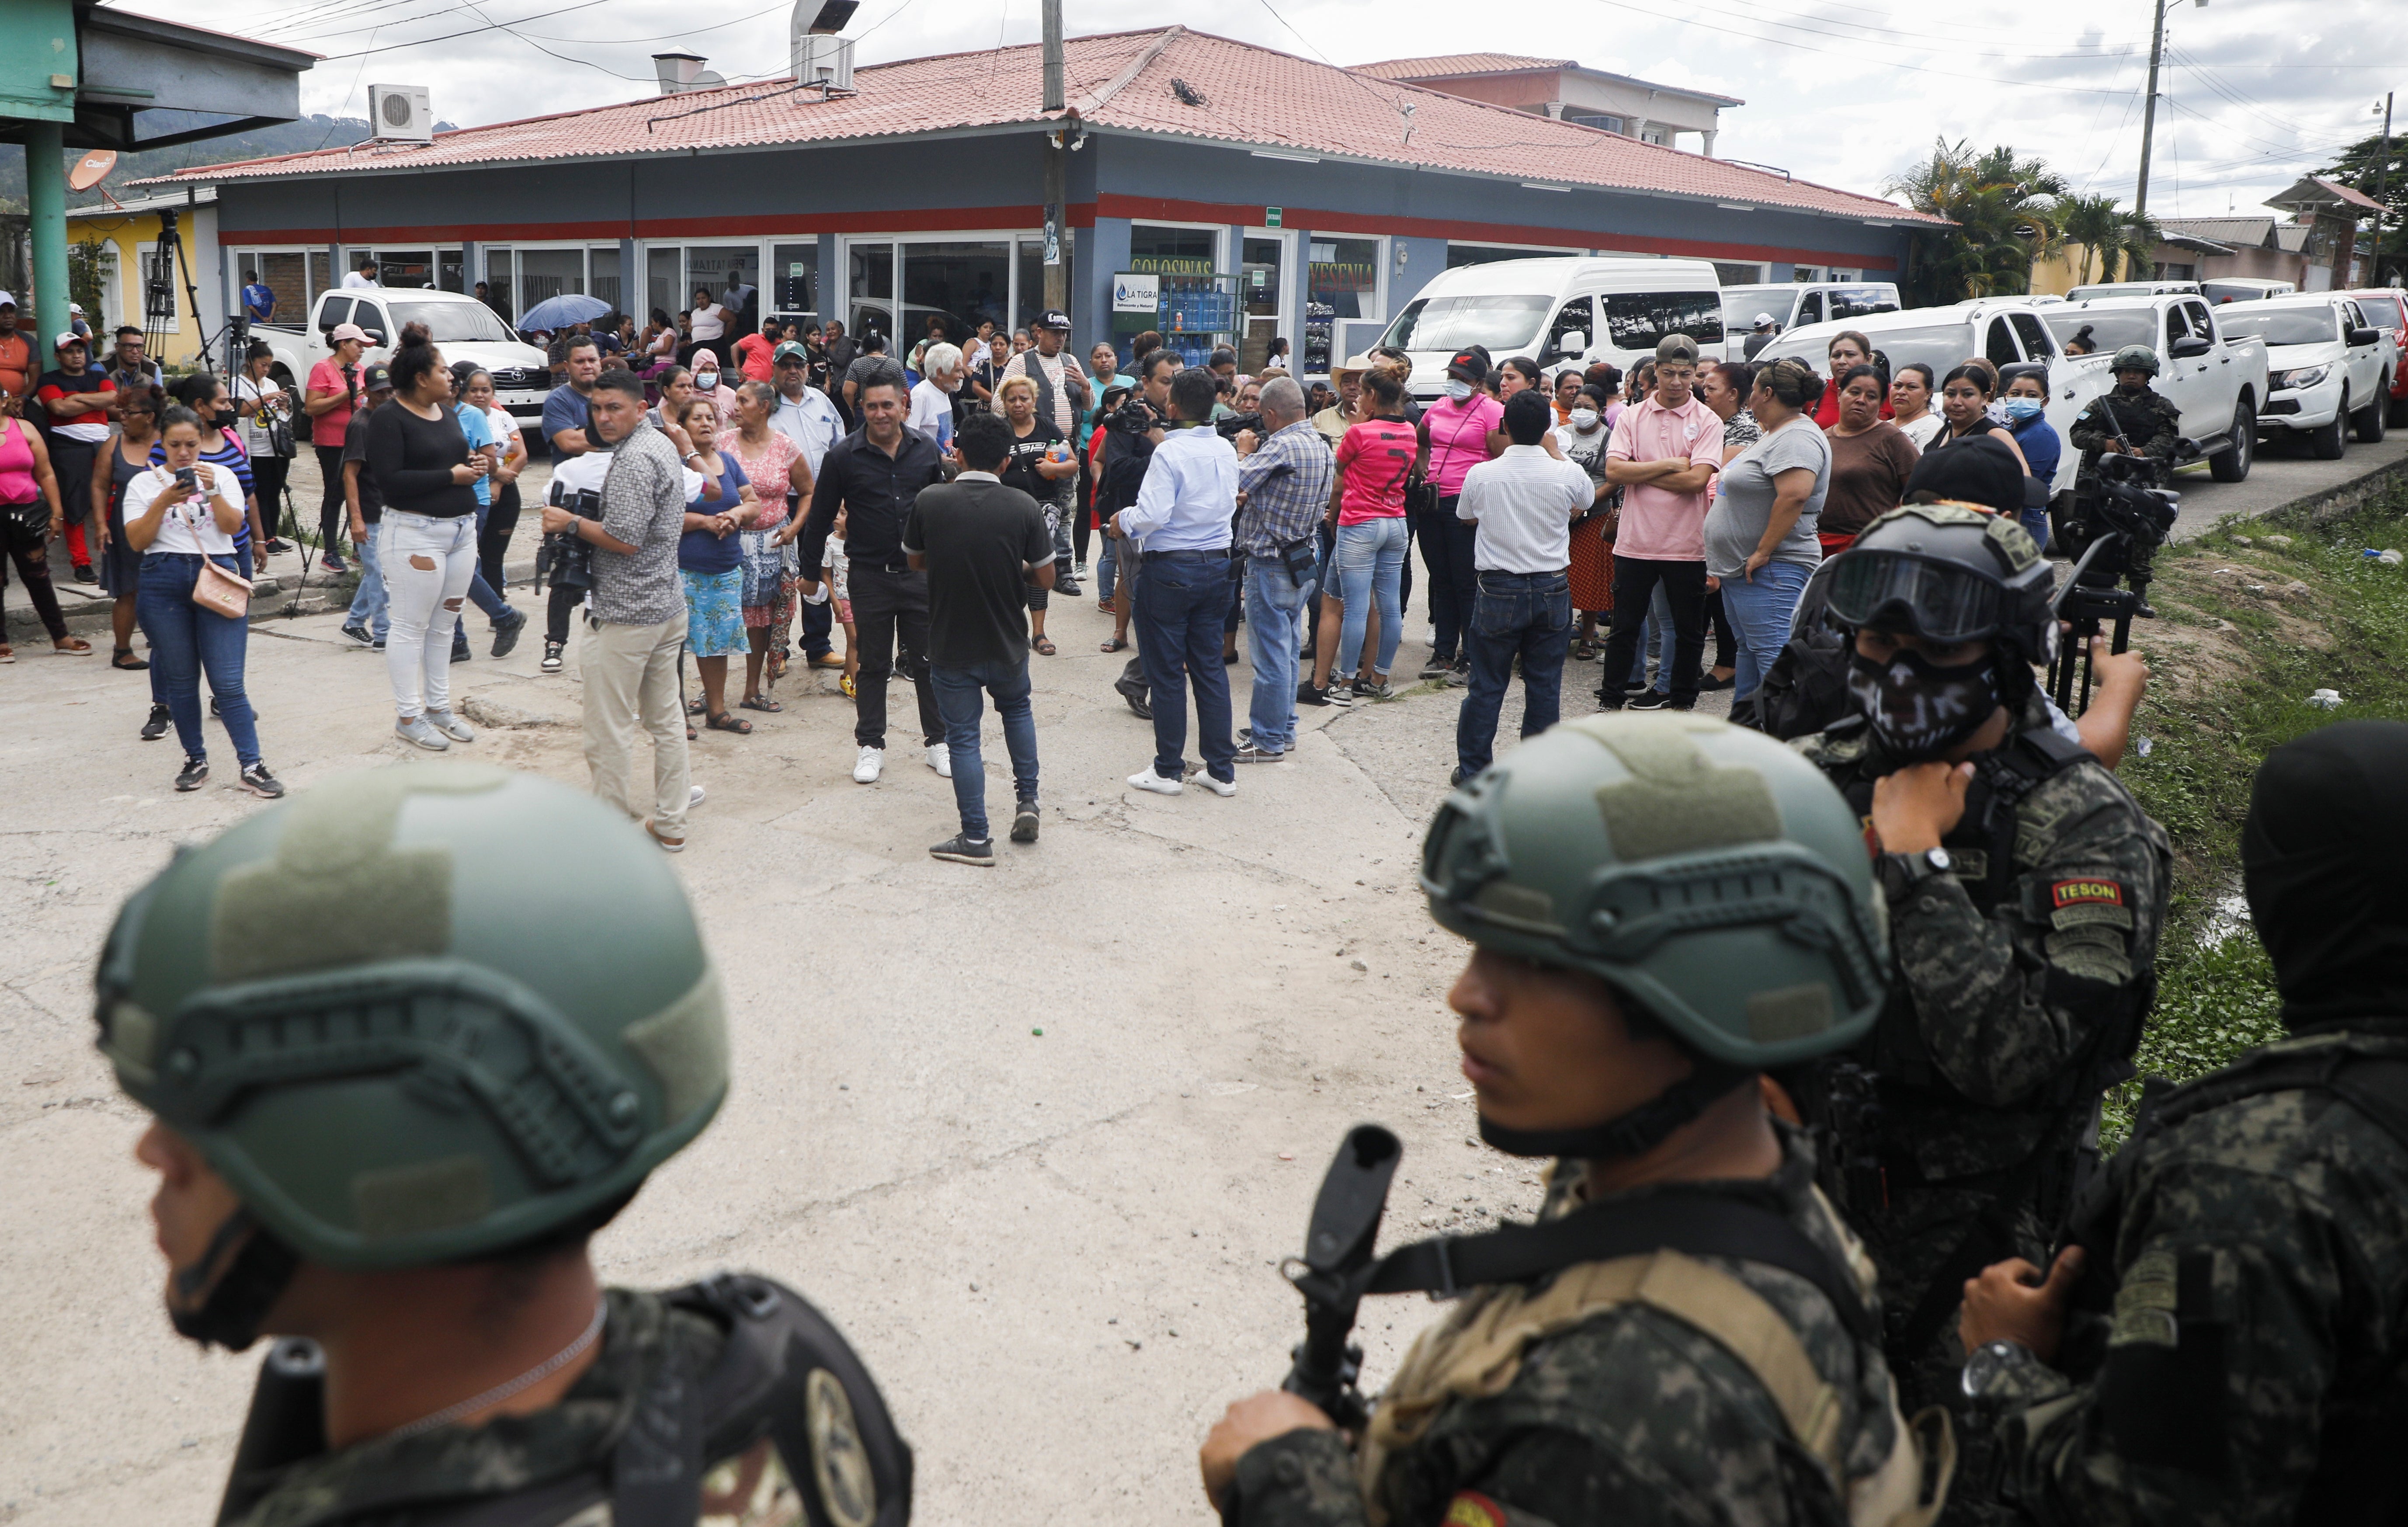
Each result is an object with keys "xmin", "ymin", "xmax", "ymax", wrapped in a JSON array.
[
  {"xmin": 1378, "ymin": 257, "xmax": 1723, "ymax": 400},
  {"xmin": 1721, "ymin": 281, "xmax": 1902, "ymax": 355}
]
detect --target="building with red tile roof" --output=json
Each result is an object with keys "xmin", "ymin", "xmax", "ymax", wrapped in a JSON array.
[{"xmin": 140, "ymin": 25, "xmax": 1933, "ymax": 380}]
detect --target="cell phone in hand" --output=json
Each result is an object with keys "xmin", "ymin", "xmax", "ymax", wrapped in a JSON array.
[{"xmin": 175, "ymin": 467, "xmax": 198, "ymax": 489}]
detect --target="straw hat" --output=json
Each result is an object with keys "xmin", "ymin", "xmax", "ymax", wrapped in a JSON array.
[{"xmin": 1332, "ymin": 353, "xmax": 1378, "ymax": 381}]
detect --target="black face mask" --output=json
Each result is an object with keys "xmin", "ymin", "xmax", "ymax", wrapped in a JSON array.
[
  {"xmin": 1846, "ymin": 647, "xmax": 2001, "ymax": 761},
  {"xmin": 2242, "ymin": 720, "xmax": 2408, "ymax": 1031}
]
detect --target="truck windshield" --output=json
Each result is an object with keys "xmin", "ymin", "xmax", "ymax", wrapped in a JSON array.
[
  {"xmin": 384, "ymin": 300, "xmax": 518, "ymax": 345},
  {"xmin": 2044, "ymin": 309, "xmax": 2157, "ymax": 352},
  {"xmin": 2216, "ymin": 308, "xmax": 2339, "ymax": 347},
  {"xmin": 1759, "ymin": 323, "xmax": 1973, "ymax": 381},
  {"xmin": 1381, "ymin": 295, "xmax": 1551, "ymax": 354},
  {"xmin": 1721, "ymin": 289, "xmax": 1787, "ymax": 334}
]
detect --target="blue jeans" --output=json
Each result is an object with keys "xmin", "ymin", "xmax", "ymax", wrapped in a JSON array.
[
  {"xmin": 1718, "ymin": 558, "xmax": 1814, "ymax": 703},
  {"xmin": 2019, "ymin": 506, "xmax": 2051, "ymax": 555},
  {"xmin": 1095, "ymin": 533, "xmax": 1119, "ymax": 602},
  {"xmin": 467, "ymin": 501, "xmax": 516, "ymax": 623},
  {"xmin": 346, "ymin": 522, "xmax": 390, "ymax": 638},
  {"xmin": 1244, "ymin": 554, "xmax": 1313, "ymax": 753},
  {"xmin": 1335, "ymin": 516, "xmax": 1410, "ymax": 678},
  {"xmin": 1457, "ymin": 570, "xmax": 1572, "ymax": 779},
  {"xmin": 929, "ymin": 657, "xmax": 1039, "ymax": 840},
  {"xmin": 137, "ymin": 552, "xmax": 261, "ymax": 765},
  {"xmin": 1628, "ymin": 583, "xmax": 1679, "ymax": 690},
  {"xmin": 1132, "ymin": 550, "xmax": 1237, "ymax": 783}
]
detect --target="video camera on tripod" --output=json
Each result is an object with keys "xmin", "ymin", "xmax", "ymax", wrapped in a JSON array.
[
  {"xmin": 535, "ymin": 487, "xmax": 603, "ymax": 595},
  {"xmin": 2047, "ymin": 448, "xmax": 2185, "ymax": 716}
]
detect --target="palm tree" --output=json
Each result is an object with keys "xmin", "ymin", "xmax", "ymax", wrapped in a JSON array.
[
  {"xmin": 2060, "ymin": 195, "xmax": 2165, "ymax": 283},
  {"xmin": 1887, "ymin": 139, "xmax": 2070, "ymax": 304}
]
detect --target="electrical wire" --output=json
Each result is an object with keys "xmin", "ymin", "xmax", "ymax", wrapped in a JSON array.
[
  {"xmin": 1682, "ymin": 0, "xmax": 2140, "ymax": 64},
  {"xmin": 306, "ymin": 0, "xmax": 617, "ymax": 60}
]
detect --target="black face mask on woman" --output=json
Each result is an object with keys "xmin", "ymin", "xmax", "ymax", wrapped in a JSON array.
[{"xmin": 1845, "ymin": 647, "xmax": 2001, "ymax": 761}]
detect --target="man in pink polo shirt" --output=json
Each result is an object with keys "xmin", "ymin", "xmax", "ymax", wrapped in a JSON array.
[{"xmin": 1598, "ymin": 334, "xmax": 1722, "ymax": 710}]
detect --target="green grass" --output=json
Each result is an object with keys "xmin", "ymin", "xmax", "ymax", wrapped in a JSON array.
[{"xmin": 2099, "ymin": 483, "xmax": 2408, "ymax": 1143}]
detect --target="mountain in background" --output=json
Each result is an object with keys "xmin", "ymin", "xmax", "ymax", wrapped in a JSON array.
[{"xmin": 0, "ymin": 112, "xmax": 457, "ymax": 209}]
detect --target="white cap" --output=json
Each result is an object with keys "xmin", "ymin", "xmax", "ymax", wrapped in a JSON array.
[
  {"xmin": 1752, "ymin": 312, "xmax": 1775, "ymax": 326},
  {"xmin": 68, "ymin": 302, "xmax": 84, "ymax": 314},
  {"xmin": 0, "ymin": 291, "xmax": 14, "ymax": 308}
]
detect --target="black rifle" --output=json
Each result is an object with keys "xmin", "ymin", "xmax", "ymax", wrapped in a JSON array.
[
  {"xmin": 1280, "ymin": 1124, "xmax": 1403, "ymax": 1429},
  {"xmin": 2048, "ymin": 447, "xmax": 2182, "ymax": 717}
]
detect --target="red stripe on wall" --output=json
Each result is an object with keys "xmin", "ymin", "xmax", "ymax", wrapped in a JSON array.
[
  {"xmin": 1094, "ymin": 192, "xmax": 1899, "ymax": 272},
  {"xmin": 224, "ymin": 202, "xmax": 1104, "ymax": 247}
]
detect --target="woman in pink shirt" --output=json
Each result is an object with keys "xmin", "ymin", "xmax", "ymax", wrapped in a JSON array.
[
  {"xmin": 305, "ymin": 322, "xmax": 368, "ymax": 572},
  {"xmin": 1413, "ymin": 348, "xmax": 1505, "ymax": 680},
  {"xmin": 1310, "ymin": 369, "xmax": 1418, "ymax": 704}
]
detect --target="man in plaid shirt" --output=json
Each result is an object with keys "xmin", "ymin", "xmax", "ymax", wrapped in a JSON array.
[{"xmin": 1230, "ymin": 378, "xmax": 1334, "ymax": 764}]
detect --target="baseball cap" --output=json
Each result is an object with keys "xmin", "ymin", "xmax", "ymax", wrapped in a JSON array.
[
  {"xmin": 329, "ymin": 321, "xmax": 370, "ymax": 344},
  {"xmin": 53, "ymin": 331, "xmax": 84, "ymax": 352},
  {"xmin": 361, "ymin": 362, "xmax": 394, "ymax": 391},
  {"xmin": 1445, "ymin": 348, "xmax": 1489, "ymax": 383},
  {"xmin": 69, "ymin": 302, "xmax": 84, "ymax": 316},
  {"xmin": 773, "ymin": 340, "xmax": 809, "ymax": 364},
  {"xmin": 1752, "ymin": 312, "xmax": 1775, "ymax": 327},
  {"xmin": 1903, "ymin": 435, "xmax": 2044, "ymax": 515},
  {"xmin": 0, "ymin": 291, "xmax": 14, "ymax": 308},
  {"xmin": 1654, "ymin": 334, "xmax": 1701, "ymax": 365},
  {"xmin": 1035, "ymin": 310, "xmax": 1072, "ymax": 330}
]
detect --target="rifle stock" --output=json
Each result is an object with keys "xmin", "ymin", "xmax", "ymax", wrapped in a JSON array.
[{"xmin": 1279, "ymin": 1124, "xmax": 1404, "ymax": 1428}]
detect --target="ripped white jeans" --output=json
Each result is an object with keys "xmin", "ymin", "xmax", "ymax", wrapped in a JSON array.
[{"xmin": 380, "ymin": 510, "xmax": 477, "ymax": 717}]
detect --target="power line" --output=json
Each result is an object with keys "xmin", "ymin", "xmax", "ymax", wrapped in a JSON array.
[
  {"xmin": 306, "ymin": 0, "xmax": 616, "ymax": 60},
  {"xmin": 1688, "ymin": 0, "xmax": 2142, "ymax": 64}
]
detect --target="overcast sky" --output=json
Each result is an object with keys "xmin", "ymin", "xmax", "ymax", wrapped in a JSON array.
[{"xmin": 121, "ymin": 0, "xmax": 2399, "ymax": 220}]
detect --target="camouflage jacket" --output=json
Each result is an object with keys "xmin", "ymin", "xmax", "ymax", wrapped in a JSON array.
[
  {"xmin": 1986, "ymin": 1028, "xmax": 2408, "ymax": 1525},
  {"xmin": 1796, "ymin": 702, "xmax": 2172, "ymax": 1182},
  {"xmin": 220, "ymin": 1286, "xmax": 809, "ymax": 1527},
  {"xmin": 2067, "ymin": 390, "xmax": 2182, "ymax": 485},
  {"xmin": 1228, "ymin": 1129, "xmax": 1909, "ymax": 1527}
]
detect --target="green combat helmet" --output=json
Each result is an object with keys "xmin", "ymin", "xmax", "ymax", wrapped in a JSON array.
[
  {"xmin": 1420, "ymin": 716, "xmax": 1887, "ymax": 1154},
  {"xmin": 2109, "ymin": 344, "xmax": 2160, "ymax": 376},
  {"xmin": 95, "ymin": 764, "xmax": 726, "ymax": 1345}
]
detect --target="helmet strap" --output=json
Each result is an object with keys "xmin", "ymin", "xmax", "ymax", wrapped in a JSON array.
[
  {"xmin": 168, "ymin": 1206, "xmax": 299, "ymax": 1352},
  {"xmin": 1477, "ymin": 1061, "xmax": 1756, "ymax": 1162}
]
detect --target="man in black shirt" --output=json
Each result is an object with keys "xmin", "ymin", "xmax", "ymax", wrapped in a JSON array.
[
  {"xmin": 800, "ymin": 376, "xmax": 952, "ymax": 784},
  {"xmin": 904, "ymin": 411, "xmax": 1056, "ymax": 865}
]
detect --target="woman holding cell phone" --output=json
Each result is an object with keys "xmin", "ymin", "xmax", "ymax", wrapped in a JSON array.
[{"xmin": 122, "ymin": 405, "xmax": 283, "ymax": 798}]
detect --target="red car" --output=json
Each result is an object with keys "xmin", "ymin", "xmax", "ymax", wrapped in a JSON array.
[{"xmin": 2347, "ymin": 288, "xmax": 2408, "ymax": 425}]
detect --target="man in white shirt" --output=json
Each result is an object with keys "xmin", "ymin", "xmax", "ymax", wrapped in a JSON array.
[
  {"xmin": 341, "ymin": 255, "xmax": 379, "ymax": 289},
  {"xmin": 1000, "ymin": 310, "xmax": 1089, "ymax": 439},
  {"xmin": 907, "ymin": 342, "xmax": 963, "ymax": 453},
  {"xmin": 1452, "ymin": 389, "xmax": 1595, "ymax": 785},
  {"xmin": 1110, "ymin": 365, "xmax": 1240, "ymax": 798}
]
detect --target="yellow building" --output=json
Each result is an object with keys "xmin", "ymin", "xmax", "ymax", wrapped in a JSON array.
[{"xmin": 60, "ymin": 186, "xmax": 223, "ymax": 369}]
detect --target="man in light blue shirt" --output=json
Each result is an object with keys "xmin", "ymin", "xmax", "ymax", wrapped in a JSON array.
[
  {"xmin": 241, "ymin": 270, "xmax": 275, "ymax": 324},
  {"xmin": 1110, "ymin": 366, "xmax": 1241, "ymax": 796}
]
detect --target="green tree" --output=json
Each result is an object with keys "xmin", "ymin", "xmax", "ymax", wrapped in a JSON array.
[
  {"xmin": 1887, "ymin": 139, "xmax": 2070, "ymax": 305},
  {"xmin": 2058, "ymin": 193, "xmax": 2163, "ymax": 284},
  {"xmin": 66, "ymin": 236, "xmax": 108, "ymax": 327},
  {"xmin": 2317, "ymin": 130, "xmax": 2407, "ymax": 287}
]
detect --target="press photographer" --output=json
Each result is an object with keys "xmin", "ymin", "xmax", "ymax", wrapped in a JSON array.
[{"xmin": 539, "ymin": 368, "xmax": 698, "ymax": 849}]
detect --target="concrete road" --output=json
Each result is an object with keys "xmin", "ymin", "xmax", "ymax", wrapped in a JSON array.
[
  {"xmin": 0, "ymin": 572, "xmax": 1587, "ymax": 1525},
  {"xmin": 2162, "ymin": 430, "xmax": 2408, "ymax": 542}
]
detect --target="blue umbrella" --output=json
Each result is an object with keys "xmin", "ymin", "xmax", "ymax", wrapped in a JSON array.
[{"xmin": 516, "ymin": 292, "xmax": 613, "ymax": 333}]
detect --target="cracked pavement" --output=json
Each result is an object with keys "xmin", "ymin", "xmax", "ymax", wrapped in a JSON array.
[{"xmin": 0, "ymin": 575, "xmax": 1595, "ymax": 1526}]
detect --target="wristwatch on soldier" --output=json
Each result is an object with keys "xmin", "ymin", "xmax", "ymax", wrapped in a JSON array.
[
  {"xmin": 1876, "ymin": 845, "xmax": 1952, "ymax": 900},
  {"xmin": 1962, "ymin": 1337, "xmax": 2044, "ymax": 1413}
]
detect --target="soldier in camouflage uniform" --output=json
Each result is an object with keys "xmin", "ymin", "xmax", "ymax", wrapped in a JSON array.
[
  {"xmin": 98, "ymin": 765, "xmax": 910, "ymax": 1527},
  {"xmin": 1963, "ymin": 720, "xmax": 2408, "ymax": 1524},
  {"xmin": 1791, "ymin": 504, "xmax": 2170, "ymax": 1457},
  {"xmin": 1202, "ymin": 717, "xmax": 1951, "ymax": 1527},
  {"xmin": 2066, "ymin": 347, "xmax": 2182, "ymax": 499}
]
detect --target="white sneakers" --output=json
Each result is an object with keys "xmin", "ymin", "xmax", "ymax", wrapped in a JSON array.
[
  {"xmin": 1194, "ymin": 773, "xmax": 1237, "ymax": 798},
  {"xmin": 423, "ymin": 709, "xmax": 475, "ymax": 743},
  {"xmin": 926, "ymin": 743, "xmax": 952, "ymax": 779},
  {"xmin": 1127, "ymin": 769, "xmax": 1182, "ymax": 796},
  {"xmin": 854, "ymin": 746, "xmax": 884, "ymax": 783}
]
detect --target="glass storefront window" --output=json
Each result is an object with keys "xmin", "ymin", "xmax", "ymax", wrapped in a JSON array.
[
  {"xmin": 438, "ymin": 250, "xmax": 464, "ymax": 294},
  {"xmin": 519, "ymin": 248, "xmax": 585, "ymax": 309},
  {"xmin": 646, "ymin": 247, "xmax": 680, "ymax": 326},
  {"xmin": 1305, "ymin": 237, "xmax": 1379, "ymax": 375},
  {"xmin": 308, "ymin": 251, "xmax": 332, "ymax": 306},
  {"xmin": 1130, "ymin": 224, "xmax": 1216, "ymax": 272},
  {"xmin": 771, "ymin": 242, "xmax": 818, "ymax": 320},
  {"xmin": 484, "ymin": 248, "xmax": 514, "ymax": 322},
  {"xmin": 372, "ymin": 249, "xmax": 438, "ymax": 289},
  {"xmin": 1015, "ymin": 239, "xmax": 1045, "ymax": 335},
  {"xmin": 1240, "ymin": 236, "xmax": 1284, "ymax": 372},
  {"xmin": 848, "ymin": 243, "xmax": 894, "ymax": 340},
  {"xmin": 898, "ymin": 240, "xmax": 1008, "ymax": 348},
  {"xmin": 685, "ymin": 244, "xmax": 759, "ymax": 323},
  {"xmin": 590, "ymin": 247, "xmax": 622, "ymax": 313}
]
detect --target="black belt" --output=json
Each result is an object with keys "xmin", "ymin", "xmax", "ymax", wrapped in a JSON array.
[
  {"xmin": 853, "ymin": 558, "xmax": 914, "ymax": 575},
  {"xmin": 1141, "ymin": 547, "xmax": 1229, "ymax": 562}
]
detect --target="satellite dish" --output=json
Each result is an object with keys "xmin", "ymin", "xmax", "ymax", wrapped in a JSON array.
[{"xmin": 68, "ymin": 150, "xmax": 117, "ymax": 192}]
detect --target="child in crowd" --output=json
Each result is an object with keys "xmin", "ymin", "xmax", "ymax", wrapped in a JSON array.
[{"xmin": 820, "ymin": 507, "xmax": 857, "ymax": 698}]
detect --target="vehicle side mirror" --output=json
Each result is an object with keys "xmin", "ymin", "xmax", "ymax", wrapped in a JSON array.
[
  {"xmin": 2349, "ymin": 327, "xmax": 2380, "ymax": 347},
  {"xmin": 2169, "ymin": 335, "xmax": 2211, "ymax": 358},
  {"xmin": 1553, "ymin": 330, "xmax": 1586, "ymax": 358}
]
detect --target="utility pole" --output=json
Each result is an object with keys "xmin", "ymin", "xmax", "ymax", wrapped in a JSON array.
[
  {"xmin": 2131, "ymin": 0, "xmax": 2170, "ymax": 238},
  {"xmin": 1041, "ymin": 0, "xmax": 1067, "ymax": 313},
  {"xmin": 2376, "ymin": 92, "xmax": 2395, "ymax": 285}
]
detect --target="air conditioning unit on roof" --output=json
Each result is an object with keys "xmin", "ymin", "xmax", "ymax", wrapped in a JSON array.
[{"xmin": 367, "ymin": 85, "xmax": 434, "ymax": 143}]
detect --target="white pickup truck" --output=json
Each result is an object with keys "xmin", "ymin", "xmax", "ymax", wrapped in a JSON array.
[
  {"xmin": 2213, "ymin": 292, "xmax": 2398, "ymax": 459},
  {"xmin": 2040, "ymin": 293, "xmax": 2269, "ymax": 481},
  {"xmin": 250, "ymin": 287, "xmax": 554, "ymax": 428}
]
